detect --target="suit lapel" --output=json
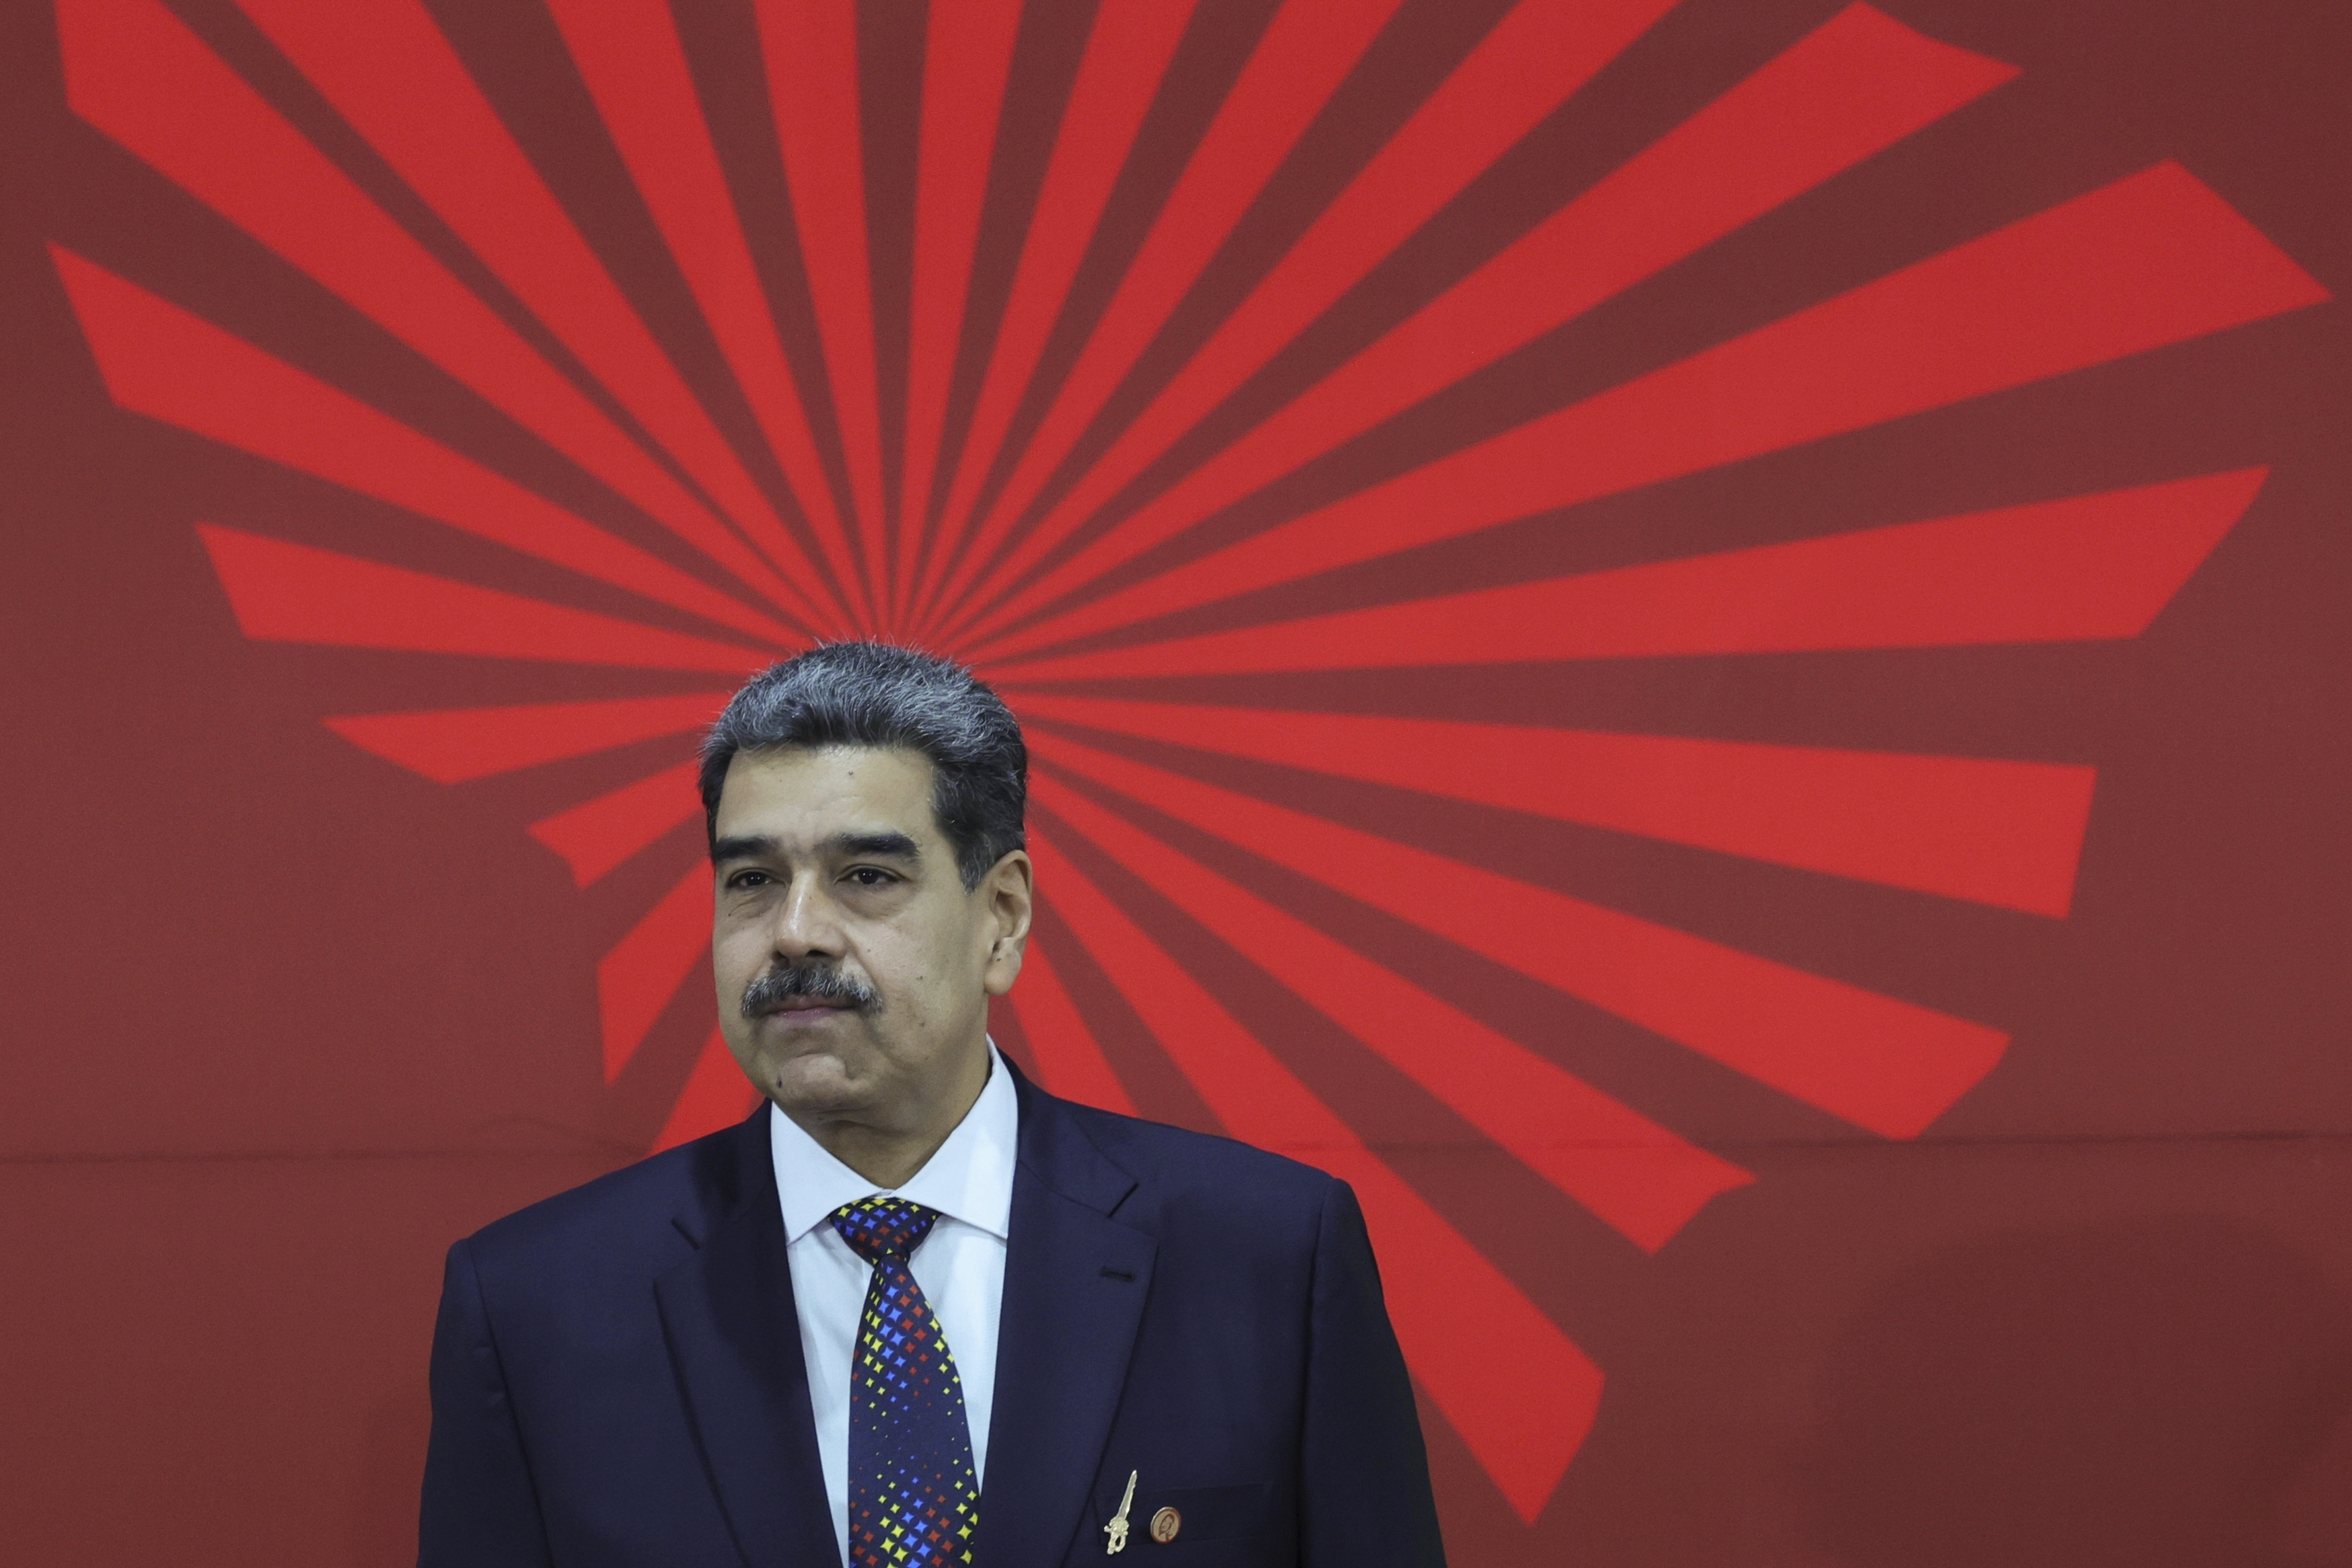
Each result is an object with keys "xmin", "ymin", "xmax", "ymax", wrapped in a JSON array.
[
  {"xmin": 654, "ymin": 1109, "xmax": 840, "ymax": 1568},
  {"xmin": 982, "ymin": 1067, "xmax": 1157, "ymax": 1567}
]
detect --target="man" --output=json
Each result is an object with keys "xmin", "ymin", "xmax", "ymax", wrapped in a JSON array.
[{"xmin": 420, "ymin": 642, "xmax": 1444, "ymax": 1566}]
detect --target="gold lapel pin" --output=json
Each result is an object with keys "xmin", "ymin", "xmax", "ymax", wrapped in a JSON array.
[
  {"xmin": 1104, "ymin": 1469, "xmax": 1138, "ymax": 1555},
  {"xmin": 1148, "ymin": 1505, "xmax": 1181, "ymax": 1544}
]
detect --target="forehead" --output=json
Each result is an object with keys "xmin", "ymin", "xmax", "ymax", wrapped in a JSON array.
[{"xmin": 714, "ymin": 745, "xmax": 939, "ymax": 842}]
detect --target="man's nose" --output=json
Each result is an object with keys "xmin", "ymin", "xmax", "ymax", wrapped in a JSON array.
[{"xmin": 769, "ymin": 872, "xmax": 843, "ymax": 957}]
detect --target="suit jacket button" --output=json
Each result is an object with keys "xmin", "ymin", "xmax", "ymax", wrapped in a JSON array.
[{"xmin": 1148, "ymin": 1506, "xmax": 1181, "ymax": 1544}]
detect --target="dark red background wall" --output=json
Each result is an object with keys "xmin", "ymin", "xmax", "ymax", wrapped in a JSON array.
[{"xmin": 3, "ymin": 1, "xmax": 2351, "ymax": 1563}]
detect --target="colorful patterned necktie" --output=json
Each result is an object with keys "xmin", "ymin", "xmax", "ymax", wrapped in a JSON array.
[{"xmin": 831, "ymin": 1197, "xmax": 980, "ymax": 1567}]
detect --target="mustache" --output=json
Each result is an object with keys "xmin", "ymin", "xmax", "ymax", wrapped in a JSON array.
[{"xmin": 740, "ymin": 961, "xmax": 880, "ymax": 1018}]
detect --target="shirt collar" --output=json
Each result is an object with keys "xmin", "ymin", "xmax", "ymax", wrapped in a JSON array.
[{"xmin": 769, "ymin": 1042, "xmax": 1018, "ymax": 1245}]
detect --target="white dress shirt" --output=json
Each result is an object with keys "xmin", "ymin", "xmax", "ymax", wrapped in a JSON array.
[{"xmin": 768, "ymin": 1045, "xmax": 1017, "ymax": 1566}]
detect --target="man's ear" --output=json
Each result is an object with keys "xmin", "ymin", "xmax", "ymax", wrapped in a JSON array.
[{"xmin": 980, "ymin": 850, "xmax": 1033, "ymax": 996}]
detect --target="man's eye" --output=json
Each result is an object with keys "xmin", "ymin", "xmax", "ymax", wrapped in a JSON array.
[
  {"xmin": 726, "ymin": 869, "xmax": 773, "ymax": 889},
  {"xmin": 846, "ymin": 867, "xmax": 895, "ymax": 887}
]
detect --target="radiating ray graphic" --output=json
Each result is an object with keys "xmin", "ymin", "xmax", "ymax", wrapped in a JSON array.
[
  {"xmin": 545, "ymin": 0, "xmax": 867, "ymax": 633},
  {"xmin": 198, "ymin": 526, "xmax": 772, "ymax": 673},
  {"xmin": 1015, "ymin": 694, "xmax": 2094, "ymax": 916},
  {"xmin": 756, "ymin": 0, "xmax": 888, "ymax": 615},
  {"xmin": 913, "ymin": 0, "xmax": 1199, "ymax": 618},
  {"xmin": 55, "ymin": 250, "xmax": 802, "ymax": 648},
  {"xmin": 653, "ymin": 1026, "xmax": 762, "ymax": 1154},
  {"xmin": 972, "ymin": 163, "xmax": 2324, "ymax": 662},
  {"xmin": 597, "ymin": 860, "xmax": 711, "ymax": 1083},
  {"xmin": 231, "ymin": 0, "xmax": 828, "ymax": 610},
  {"xmin": 920, "ymin": 0, "xmax": 1407, "ymax": 632},
  {"xmin": 530, "ymin": 759, "xmax": 704, "ymax": 889},
  {"xmin": 897, "ymin": 0, "xmax": 1022, "ymax": 626},
  {"xmin": 948, "ymin": 4, "xmax": 2017, "ymax": 646},
  {"xmin": 63, "ymin": 0, "xmax": 2324, "ymax": 1519},
  {"xmin": 324, "ymin": 694, "xmax": 727, "ymax": 783},
  {"xmin": 932, "ymin": 0, "xmax": 1682, "ymax": 639},
  {"xmin": 1028, "ymin": 731, "xmax": 2007, "ymax": 1140},
  {"xmin": 996, "ymin": 938, "xmax": 1136, "ymax": 1115},
  {"xmin": 1035, "ymin": 773, "xmax": 1753, "ymax": 1251},
  {"xmin": 1029, "ymin": 825, "xmax": 1602, "ymax": 1521},
  {"xmin": 986, "ymin": 469, "xmax": 2267, "ymax": 681},
  {"xmin": 57, "ymin": 0, "xmax": 838, "ymax": 633}
]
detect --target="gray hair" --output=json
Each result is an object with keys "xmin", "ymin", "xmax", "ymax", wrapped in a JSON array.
[{"xmin": 698, "ymin": 642, "xmax": 1026, "ymax": 890}]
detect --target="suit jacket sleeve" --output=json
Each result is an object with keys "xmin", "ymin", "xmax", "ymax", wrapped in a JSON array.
[
  {"xmin": 419, "ymin": 1238, "xmax": 555, "ymax": 1567},
  {"xmin": 1298, "ymin": 1178, "xmax": 1448, "ymax": 1565}
]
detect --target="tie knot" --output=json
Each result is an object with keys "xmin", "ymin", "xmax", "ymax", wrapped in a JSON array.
[{"xmin": 830, "ymin": 1197, "xmax": 940, "ymax": 1264}]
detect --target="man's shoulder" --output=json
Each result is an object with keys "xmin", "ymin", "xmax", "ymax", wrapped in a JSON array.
[
  {"xmin": 1039, "ymin": 1092, "xmax": 1343, "ymax": 1238},
  {"xmin": 455, "ymin": 1088, "xmax": 1349, "ymax": 1271},
  {"xmin": 460, "ymin": 1121, "xmax": 745, "ymax": 1276}
]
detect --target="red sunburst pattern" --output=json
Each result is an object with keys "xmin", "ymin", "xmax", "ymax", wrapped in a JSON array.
[{"xmin": 50, "ymin": 0, "xmax": 2326, "ymax": 1524}]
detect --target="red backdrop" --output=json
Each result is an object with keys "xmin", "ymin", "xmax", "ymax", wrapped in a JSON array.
[{"xmin": 4, "ymin": 0, "xmax": 2351, "ymax": 1562}]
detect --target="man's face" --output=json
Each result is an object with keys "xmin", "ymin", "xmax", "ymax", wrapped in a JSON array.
[{"xmin": 710, "ymin": 745, "xmax": 1030, "ymax": 1141}]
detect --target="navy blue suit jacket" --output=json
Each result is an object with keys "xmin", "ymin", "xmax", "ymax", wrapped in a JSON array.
[{"xmin": 420, "ymin": 1059, "xmax": 1445, "ymax": 1565}]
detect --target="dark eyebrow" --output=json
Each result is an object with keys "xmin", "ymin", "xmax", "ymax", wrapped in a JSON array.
[
  {"xmin": 833, "ymin": 831, "xmax": 920, "ymax": 861},
  {"xmin": 710, "ymin": 834, "xmax": 778, "ymax": 865},
  {"xmin": 708, "ymin": 831, "xmax": 922, "ymax": 865}
]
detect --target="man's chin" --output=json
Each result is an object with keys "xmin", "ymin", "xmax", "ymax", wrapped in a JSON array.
[{"xmin": 755, "ymin": 1044, "xmax": 877, "ymax": 1117}]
